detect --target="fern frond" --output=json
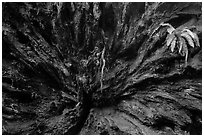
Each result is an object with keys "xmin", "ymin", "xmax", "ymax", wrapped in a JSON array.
[
  {"xmin": 166, "ymin": 34, "xmax": 176, "ymax": 47},
  {"xmin": 192, "ymin": 32, "xmax": 200, "ymax": 47},
  {"xmin": 182, "ymin": 28, "xmax": 195, "ymax": 39},
  {"xmin": 181, "ymin": 32, "xmax": 195, "ymax": 48},
  {"xmin": 170, "ymin": 37, "xmax": 177, "ymax": 52},
  {"xmin": 178, "ymin": 37, "xmax": 186, "ymax": 54},
  {"xmin": 183, "ymin": 43, "xmax": 188, "ymax": 66},
  {"xmin": 182, "ymin": 28, "xmax": 200, "ymax": 47}
]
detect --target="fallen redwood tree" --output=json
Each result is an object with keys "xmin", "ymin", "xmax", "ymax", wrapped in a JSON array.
[{"xmin": 2, "ymin": 2, "xmax": 202, "ymax": 135}]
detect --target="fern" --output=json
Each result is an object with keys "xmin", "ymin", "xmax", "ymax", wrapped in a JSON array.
[
  {"xmin": 170, "ymin": 37, "xmax": 177, "ymax": 52},
  {"xmin": 158, "ymin": 23, "xmax": 200, "ymax": 66}
]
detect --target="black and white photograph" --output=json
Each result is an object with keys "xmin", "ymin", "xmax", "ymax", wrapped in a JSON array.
[{"xmin": 2, "ymin": 1, "xmax": 202, "ymax": 135}]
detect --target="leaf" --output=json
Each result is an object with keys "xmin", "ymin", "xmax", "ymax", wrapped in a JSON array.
[
  {"xmin": 182, "ymin": 28, "xmax": 195, "ymax": 39},
  {"xmin": 183, "ymin": 43, "xmax": 189, "ymax": 65},
  {"xmin": 182, "ymin": 28, "xmax": 200, "ymax": 47},
  {"xmin": 181, "ymin": 32, "xmax": 195, "ymax": 48},
  {"xmin": 170, "ymin": 37, "xmax": 177, "ymax": 52},
  {"xmin": 178, "ymin": 37, "xmax": 186, "ymax": 54},
  {"xmin": 166, "ymin": 33, "xmax": 176, "ymax": 47},
  {"xmin": 192, "ymin": 32, "xmax": 200, "ymax": 47}
]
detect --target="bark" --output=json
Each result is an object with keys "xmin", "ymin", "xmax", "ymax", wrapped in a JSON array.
[{"xmin": 2, "ymin": 2, "xmax": 202, "ymax": 135}]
